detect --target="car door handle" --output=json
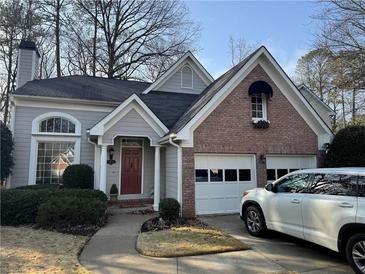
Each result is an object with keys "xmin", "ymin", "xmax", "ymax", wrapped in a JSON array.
[
  {"xmin": 290, "ymin": 199, "xmax": 300, "ymax": 204},
  {"xmin": 338, "ymin": 202, "xmax": 353, "ymax": 208}
]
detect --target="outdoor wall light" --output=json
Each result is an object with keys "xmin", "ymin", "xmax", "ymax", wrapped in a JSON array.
[
  {"xmin": 107, "ymin": 147, "xmax": 116, "ymax": 165},
  {"xmin": 260, "ymin": 154, "xmax": 266, "ymax": 163}
]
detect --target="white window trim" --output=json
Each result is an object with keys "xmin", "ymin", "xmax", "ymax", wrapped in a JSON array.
[
  {"xmin": 181, "ymin": 65, "xmax": 193, "ymax": 89},
  {"xmin": 28, "ymin": 135, "xmax": 81, "ymax": 185},
  {"xmin": 32, "ymin": 112, "xmax": 81, "ymax": 135},
  {"xmin": 28, "ymin": 112, "xmax": 82, "ymax": 185},
  {"xmin": 251, "ymin": 94, "xmax": 268, "ymax": 122}
]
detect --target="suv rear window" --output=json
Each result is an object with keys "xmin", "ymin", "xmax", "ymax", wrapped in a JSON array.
[
  {"xmin": 309, "ymin": 173, "xmax": 358, "ymax": 196},
  {"xmin": 358, "ymin": 176, "xmax": 365, "ymax": 197}
]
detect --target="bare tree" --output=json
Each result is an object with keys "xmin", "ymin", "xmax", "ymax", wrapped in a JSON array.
[
  {"xmin": 78, "ymin": 0, "xmax": 199, "ymax": 79},
  {"xmin": 228, "ymin": 36, "xmax": 255, "ymax": 67}
]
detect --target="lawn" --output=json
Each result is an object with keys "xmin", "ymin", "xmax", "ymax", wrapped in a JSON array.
[
  {"xmin": 0, "ymin": 226, "xmax": 89, "ymax": 274},
  {"xmin": 136, "ymin": 226, "xmax": 250, "ymax": 257}
]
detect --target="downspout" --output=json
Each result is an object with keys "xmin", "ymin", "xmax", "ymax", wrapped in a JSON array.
[{"xmin": 168, "ymin": 134, "xmax": 182, "ymax": 207}]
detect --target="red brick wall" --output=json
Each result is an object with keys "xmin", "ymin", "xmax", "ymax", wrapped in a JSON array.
[{"xmin": 181, "ymin": 64, "xmax": 319, "ymax": 217}]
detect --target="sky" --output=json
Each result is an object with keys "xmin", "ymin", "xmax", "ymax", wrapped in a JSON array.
[{"xmin": 185, "ymin": 1, "xmax": 323, "ymax": 78}]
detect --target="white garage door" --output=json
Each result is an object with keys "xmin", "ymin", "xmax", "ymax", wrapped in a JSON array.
[
  {"xmin": 266, "ymin": 155, "xmax": 316, "ymax": 182},
  {"xmin": 195, "ymin": 154, "xmax": 256, "ymax": 215}
]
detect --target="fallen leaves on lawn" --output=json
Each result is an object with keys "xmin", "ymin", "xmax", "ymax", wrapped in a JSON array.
[
  {"xmin": 0, "ymin": 226, "xmax": 90, "ymax": 274},
  {"xmin": 136, "ymin": 226, "xmax": 250, "ymax": 257}
]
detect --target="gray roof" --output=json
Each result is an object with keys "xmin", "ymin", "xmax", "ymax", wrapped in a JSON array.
[
  {"xmin": 14, "ymin": 75, "xmax": 198, "ymax": 129},
  {"xmin": 169, "ymin": 47, "xmax": 262, "ymax": 133}
]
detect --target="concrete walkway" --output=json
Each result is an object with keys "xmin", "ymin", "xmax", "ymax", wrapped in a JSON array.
[{"xmin": 80, "ymin": 208, "xmax": 352, "ymax": 274}]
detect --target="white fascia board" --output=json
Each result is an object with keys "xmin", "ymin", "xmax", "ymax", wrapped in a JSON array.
[
  {"xmin": 175, "ymin": 47, "xmax": 333, "ymax": 149},
  {"xmin": 298, "ymin": 84, "xmax": 335, "ymax": 114},
  {"xmin": 142, "ymin": 52, "xmax": 214, "ymax": 94},
  {"xmin": 89, "ymin": 94, "xmax": 169, "ymax": 136},
  {"xmin": 13, "ymin": 94, "xmax": 117, "ymax": 112}
]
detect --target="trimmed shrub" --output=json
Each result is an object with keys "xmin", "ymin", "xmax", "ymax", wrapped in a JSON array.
[
  {"xmin": 63, "ymin": 164, "xmax": 94, "ymax": 189},
  {"xmin": 15, "ymin": 184, "xmax": 59, "ymax": 190},
  {"xmin": 159, "ymin": 198, "xmax": 180, "ymax": 222},
  {"xmin": 0, "ymin": 188, "xmax": 107, "ymax": 226},
  {"xmin": 1, "ymin": 189, "xmax": 51, "ymax": 225},
  {"xmin": 325, "ymin": 125, "xmax": 365, "ymax": 167},
  {"xmin": 36, "ymin": 196, "xmax": 107, "ymax": 228},
  {"xmin": 58, "ymin": 189, "xmax": 108, "ymax": 202},
  {"xmin": 110, "ymin": 184, "xmax": 118, "ymax": 195}
]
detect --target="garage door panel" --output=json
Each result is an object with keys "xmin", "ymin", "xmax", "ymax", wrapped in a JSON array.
[{"xmin": 195, "ymin": 154, "xmax": 256, "ymax": 215}]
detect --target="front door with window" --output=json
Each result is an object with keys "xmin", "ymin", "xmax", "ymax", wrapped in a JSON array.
[{"xmin": 121, "ymin": 147, "xmax": 142, "ymax": 194}]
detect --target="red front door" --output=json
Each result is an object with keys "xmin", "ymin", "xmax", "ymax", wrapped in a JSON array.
[{"xmin": 121, "ymin": 147, "xmax": 142, "ymax": 194}]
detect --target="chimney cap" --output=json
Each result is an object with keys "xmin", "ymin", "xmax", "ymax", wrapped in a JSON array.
[{"xmin": 18, "ymin": 40, "xmax": 40, "ymax": 57}]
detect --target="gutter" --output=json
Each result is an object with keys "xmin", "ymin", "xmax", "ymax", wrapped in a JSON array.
[{"xmin": 168, "ymin": 134, "xmax": 183, "ymax": 207}]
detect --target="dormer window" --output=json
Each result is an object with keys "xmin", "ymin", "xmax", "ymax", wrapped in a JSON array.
[
  {"xmin": 181, "ymin": 65, "xmax": 193, "ymax": 89},
  {"xmin": 249, "ymin": 81, "xmax": 273, "ymax": 122}
]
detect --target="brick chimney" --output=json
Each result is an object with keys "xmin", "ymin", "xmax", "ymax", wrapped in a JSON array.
[{"xmin": 16, "ymin": 40, "xmax": 40, "ymax": 89}]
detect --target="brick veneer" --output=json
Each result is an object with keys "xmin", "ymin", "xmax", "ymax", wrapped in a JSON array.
[{"xmin": 181, "ymin": 64, "xmax": 320, "ymax": 217}]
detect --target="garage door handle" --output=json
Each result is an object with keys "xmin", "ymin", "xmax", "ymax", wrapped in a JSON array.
[
  {"xmin": 290, "ymin": 199, "xmax": 300, "ymax": 204},
  {"xmin": 338, "ymin": 202, "xmax": 353, "ymax": 208}
]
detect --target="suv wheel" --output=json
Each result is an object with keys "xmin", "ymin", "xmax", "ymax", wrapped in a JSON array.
[
  {"xmin": 244, "ymin": 206, "xmax": 266, "ymax": 237},
  {"xmin": 346, "ymin": 234, "xmax": 365, "ymax": 274}
]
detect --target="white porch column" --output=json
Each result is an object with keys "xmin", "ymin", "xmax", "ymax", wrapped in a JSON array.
[
  {"xmin": 99, "ymin": 145, "xmax": 107, "ymax": 194},
  {"xmin": 153, "ymin": 146, "xmax": 161, "ymax": 211}
]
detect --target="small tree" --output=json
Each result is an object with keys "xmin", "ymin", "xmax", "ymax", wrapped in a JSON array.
[
  {"xmin": 1, "ymin": 122, "xmax": 14, "ymax": 181},
  {"xmin": 325, "ymin": 125, "xmax": 365, "ymax": 167}
]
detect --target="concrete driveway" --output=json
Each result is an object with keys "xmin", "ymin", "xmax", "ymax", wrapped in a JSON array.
[
  {"xmin": 201, "ymin": 214, "xmax": 352, "ymax": 274},
  {"xmin": 80, "ymin": 208, "xmax": 353, "ymax": 274}
]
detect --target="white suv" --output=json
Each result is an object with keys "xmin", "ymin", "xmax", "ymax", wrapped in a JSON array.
[{"xmin": 240, "ymin": 168, "xmax": 365, "ymax": 274}]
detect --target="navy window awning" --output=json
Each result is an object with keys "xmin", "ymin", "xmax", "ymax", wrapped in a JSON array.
[{"xmin": 249, "ymin": 81, "xmax": 273, "ymax": 97}]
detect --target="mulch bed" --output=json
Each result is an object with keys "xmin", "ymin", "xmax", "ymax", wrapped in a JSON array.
[{"xmin": 141, "ymin": 216, "xmax": 209, "ymax": 232}]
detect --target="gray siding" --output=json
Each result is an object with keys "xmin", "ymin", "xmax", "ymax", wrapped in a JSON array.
[
  {"xmin": 11, "ymin": 106, "xmax": 107, "ymax": 188},
  {"xmin": 165, "ymin": 145, "xmax": 178, "ymax": 199},
  {"xmin": 159, "ymin": 64, "xmax": 208, "ymax": 94},
  {"xmin": 103, "ymin": 109, "xmax": 161, "ymax": 145},
  {"xmin": 17, "ymin": 49, "xmax": 39, "ymax": 88}
]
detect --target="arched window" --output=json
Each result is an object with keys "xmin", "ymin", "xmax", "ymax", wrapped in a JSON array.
[
  {"xmin": 181, "ymin": 65, "xmax": 193, "ymax": 89},
  {"xmin": 39, "ymin": 117, "xmax": 76, "ymax": 133},
  {"xmin": 29, "ymin": 112, "xmax": 81, "ymax": 185}
]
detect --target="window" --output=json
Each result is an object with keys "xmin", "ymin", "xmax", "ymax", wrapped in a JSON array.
[
  {"xmin": 29, "ymin": 112, "xmax": 81, "ymax": 185},
  {"xmin": 196, "ymin": 169, "xmax": 208, "ymax": 182},
  {"xmin": 181, "ymin": 65, "xmax": 193, "ymax": 89},
  {"xmin": 39, "ymin": 117, "xmax": 75, "ymax": 133},
  {"xmin": 267, "ymin": 169, "xmax": 276, "ymax": 181},
  {"xmin": 195, "ymin": 168, "xmax": 252, "ymax": 183},
  {"xmin": 275, "ymin": 174, "xmax": 310, "ymax": 193},
  {"xmin": 309, "ymin": 173, "xmax": 358, "ymax": 196},
  {"xmin": 239, "ymin": 169, "xmax": 251, "ymax": 181},
  {"xmin": 251, "ymin": 94, "xmax": 267, "ymax": 120},
  {"xmin": 277, "ymin": 169, "xmax": 288, "ymax": 178},
  {"xmin": 225, "ymin": 169, "xmax": 237, "ymax": 181},
  {"xmin": 36, "ymin": 142, "xmax": 74, "ymax": 184},
  {"xmin": 210, "ymin": 169, "xmax": 223, "ymax": 182}
]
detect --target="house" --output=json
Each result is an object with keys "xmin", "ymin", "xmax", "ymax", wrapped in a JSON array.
[{"xmin": 9, "ymin": 40, "xmax": 333, "ymax": 217}]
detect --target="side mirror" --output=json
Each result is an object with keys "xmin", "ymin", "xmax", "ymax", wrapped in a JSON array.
[{"xmin": 265, "ymin": 183, "xmax": 274, "ymax": 192}]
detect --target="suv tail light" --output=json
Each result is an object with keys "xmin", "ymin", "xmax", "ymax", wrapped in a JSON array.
[{"xmin": 242, "ymin": 191, "xmax": 249, "ymax": 197}]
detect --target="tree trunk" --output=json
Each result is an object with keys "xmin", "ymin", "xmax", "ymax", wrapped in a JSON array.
[
  {"xmin": 3, "ymin": 38, "xmax": 14, "ymax": 125},
  {"xmin": 55, "ymin": 0, "xmax": 61, "ymax": 77},
  {"xmin": 351, "ymin": 88, "xmax": 356, "ymax": 123},
  {"xmin": 341, "ymin": 89, "xmax": 346, "ymax": 127},
  {"xmin": 92, "ymin": 1, "xmax": 97, "ymax": 77}
]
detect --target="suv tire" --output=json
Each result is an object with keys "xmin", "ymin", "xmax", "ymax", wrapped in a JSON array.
[
  {"xmin": 244, "ymin": 205, "xmax": 267, "ymax": 237},
  {"xmin": 346, "ymin": 233, "xmax": 365, "ymax": 274}
]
